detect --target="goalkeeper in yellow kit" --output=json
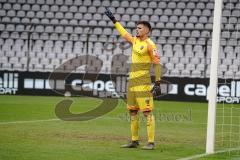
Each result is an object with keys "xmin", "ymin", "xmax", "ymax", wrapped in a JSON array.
[{"xmin": 105, "ymin": 8, "xmax": 161, "ymax": 150}]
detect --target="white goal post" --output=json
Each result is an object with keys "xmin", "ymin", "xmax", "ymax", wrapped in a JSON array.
[{"xmin": 206, "ymin": 0, "xmax": 223, "ymax": 154}]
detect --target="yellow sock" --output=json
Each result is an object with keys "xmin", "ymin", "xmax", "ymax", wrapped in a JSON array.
[
  {"xmin": 131, "ymin": 115, "xmax": 139, "ymax": 141},
  {"xmin": 147, "ymin": 114, "xmax": 155, "ymax": 143}
]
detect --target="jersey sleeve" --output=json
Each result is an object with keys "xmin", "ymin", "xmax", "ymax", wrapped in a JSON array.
[
  {"xmin": 147, "ymin": 43, "xmax": 160, "ymax": 64},
  {"xmin": 114, "ymin": 22, "xmax": 134, "ymax": 44},
  {"xmin": 147, "ymin": 42, "xmax": 161, "ymax": 81}
]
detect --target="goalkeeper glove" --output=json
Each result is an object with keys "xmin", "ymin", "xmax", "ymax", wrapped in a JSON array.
[
  {"xmin": 104, "ymin": 7, "xmax": 117, "ymax": 23},
  {"xmin": 151, "ymin": 80, "xmax": 161, "ymax": 97}
]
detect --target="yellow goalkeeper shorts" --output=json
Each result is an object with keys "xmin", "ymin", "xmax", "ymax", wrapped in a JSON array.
[{"xmin": 127, "ymin": 83, "xmax": 153, "ymax": 112}]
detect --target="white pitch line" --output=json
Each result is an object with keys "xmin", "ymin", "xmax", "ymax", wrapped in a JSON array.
[
  {"xmin": 177, "ymin": 147, "xmax": 240, "ymax": 160},
  {"xmin": 0, "ymin": 118, "xmax": 60, "ymax": 125},
  {"xmin": 0, "ymin": 116, "xmax": 208, "ymax": 125}
]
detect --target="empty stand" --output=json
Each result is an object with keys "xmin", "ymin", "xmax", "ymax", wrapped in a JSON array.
[{"xmin": 0, "ymin": 0, "xmax": 239, "ymax": 78}]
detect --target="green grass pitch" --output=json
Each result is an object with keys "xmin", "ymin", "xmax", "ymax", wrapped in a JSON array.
[{"xmin": 0, "ymin": 95, "xmax": 239, "ymax": 160}]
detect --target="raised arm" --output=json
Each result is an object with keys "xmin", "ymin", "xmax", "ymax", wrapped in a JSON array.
[{"xmin": 105, "ymin": 8, "xmax": 134, "ymax": 43}]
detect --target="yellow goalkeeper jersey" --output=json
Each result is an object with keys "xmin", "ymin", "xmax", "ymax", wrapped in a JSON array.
[{"xmin": 114, "ymin": 22, "xmax": 160, "ymax": 83}]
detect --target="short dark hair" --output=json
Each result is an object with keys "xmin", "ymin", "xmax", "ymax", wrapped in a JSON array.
[{"xmin": 137, "ymin": 21, "xmax": 152, "ymax": 31}]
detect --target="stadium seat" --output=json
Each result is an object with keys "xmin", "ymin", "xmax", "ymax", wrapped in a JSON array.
[
  {"xmin": 68, "ymin": 6, "xmax": 78, "ymax": 12},
  {"xmin": 231, "ymin": 31, "xmax": 240, "ymax": 39},
  {"xmin": 158, "ymin": 1, "xmax": 167, "ymax": 9},
  {"xmin": 0, "ymin": 9, "xmax": 7, "ymax": 17},
  {"xmin": 139, "ymin": 1, "xmax": 148, "ymax": 8},
  {"xmin": 19, "ymin": 56, "xmax": 27, "ymax": 64},
  {"xmin": 170, "ymin": 30, "xmax": 180, "ymax": 38},
  {"xmin": 191, "ymin": 57, "xmax": 200, "ymax": 64},
  {"xmin": 224, "ymin": 46, "xmax": 234, "ymax": 55},
  {"xmin": 160, "ymin": 56, "xmax": 168, "ymax": 64},
  {"xmin": 193, "ymin": 45, "xmax": 203, "ymax": 52},
  {"xmin": 190, "ymin": 16, "xmax": 198, "ymax": 24},
  {"xmin": 2, "ymin": 16, "xmax": 11, "ymax": 23},
  {"xmin": 235, "ymin": 46, "xmax": 240, "ymax": 54},
  {"xmin": 130, "ymin": 1, "xmax": 138, "ymax": 8},
  {"xmin": 196, "ymin": 64, "xmax": 205, "ymax": 71},
  {"xmin": 202, "ymin": 9, "xmax": 212, "ymax": 16},
  {"xmin": 11, "ymin": 17, "xmax": 20, "ymax": 23},
  {"xmin": 192, "ymin": 70, "xmax": 202, "ymax": 78},
  {"xmin": 22, "ymin": 4, "xmax": 31, "ymax": 11},
  {"xmin": 119, "ymin": 0, "xmax": 128, "ymax": 8},
  {"xmin": 196, "ymin": 2, "xmax": 205, "ymax": 9},
  {"xmin": 65, "ymin": 12, "xmax": 73, "ymax": 20},
  {"xmin": 186, "ymin": 63, "xmax": 195, "ymax": 71},
  {"xmin": 174, "ymin": 47, "xmax": 183, "ymax": 57},
  {"xmin": 50, "ymin": 5, "xmax": 58, "ymax": 12},
  {"xmin": 169, "ymin": 56, "xmax": 178, "ymax": 64},
  {"xmin": 182, "ymin": 9, "xmax": 191, "ymax": 16},
  {"xmin": 2, "ymin": 63, "xmax": 13, "ymax": 70},
  {"xmin": 219, "ymin": 64, "xmax": 228, "ymax": 72},
  {"xmin": 163, "ymin": 44, "xmax": 172, "ymax": 52},
  {"xmin": 227, "ymin": 39, "xmax": 238, "ymax": 46},
  {"xmin": 224, "ymin": 70, "xmax": 234, "ymax": 79},
  {"xmin": 229, "ymin": 65, "xmax": 239, "ymax": 72},
  {"xmin": 174, "ymin": 23, "xmax": 184, "ymax": 29},
  {"xmin": 177, "ymin": 2, "xmax": 185, "ymax": 9},
  {"xmin": 74, "ymin": 12, "xmax": 82, "ymax": 20},
  {"xmin": 69, "ymin": 19, "xmax": 77, "ymax": 25},
  {"xmin": 175, "ymin": 63, "xmax": 185, "ymax": 71},
  {"xmin": 89, "ymin": 20, "xmax": 98, "ymax": 26},
  {"xmin": 141, "ymin": 15, "xmax": 150, "ymax": 21},
  {"xmin": 115, "ymin": 7, "xmax": 124, "ymax": 14},
  {"xmin": 12, "ymin": 3, "xmax": 21, "ymax": 10},
  {"xmin": 121, "ymin": 15, "xmax": 130, "ymax": 22},
  {"xmin": 195, "ymin": 23, "xmax": 204, "ymax": 29},
  {"xmin": 232, "ymin": 9, "xmax": 240, "ymax": 17},
  {"xmin": 165, "ymin": 63, "xmax": 174, "ymax": 70},
  {"xmin": 151, "ymin": 29, "xmax": 160, "ymax": 37},
  {"xmin": 51, "ymin": 59, "xmax": 60, "ymax": 66},
  {"xmin": 144, "ymin": 8, "xmax": 153, "ymax": 15},
  {"xmin": 235, "ymin": 71, "xmax": 240, "ymax": 79},
  {"xmin": 101, "ymin": 0, "xmax": 110, "ymax": 7},
  {"xmin": 13, "ymin": 63, "xmax": 24, "ymax": 71},
  {"xmin": 222, "ymin": 58, "xmax": 232, "ymax": 65},
  {"xmin": 223, "ymin": 9, "xmax": 231, "ymax": 17},
  {"xmin": 125, "ymin": 8, "xmax": 134, "ymax": 15},
  {"xmin": 149, "ymin": 1, "xmax": 157, "ymax": 8},
  {"xmin": 164, "ymin": 9, "xmax": 173, "ymax": 15},
  {"xmin": 179, "ymin": 57, "xmax": 189, "ymax": 64},
  {"xmin": 0, "ymin": 57, "xmax": 8, "ymax": 64},
  {"xmin": 171, "ymin": 69, "xmax": 180, "ymax": 77},
  {"xmin": 169, "ymin": 15, "xmax": 178, "ymax": 23},
  {"xmin": 154, "ymin": 8, "xmax": 163, "ymax": 15},
  {"xmin": 39, "ymin": 4, "xmax": 49, "ymax": 12},
  {"xmin": 131, "ymin": 15, "xmax": 140, "ymax": 22},
  {"xmin": 161, "ymin": 30, "xmax": 170, "ymax": 37},
  {"xmin": 159, "ymin": 15, "xmax": 168, "ymax": 23},
  {"xmin": 181, "ymin": 69, "xmax": 191, "ymax": 77},
  {"xmin": 111, "ymin": 0, "xmax": 119, "ymax": 7},
  {"xmin": 181, "ymin": 30, "xmax": 191, "ymax": 38},
  {"xmin": 79, "ymin": 6, "xmax": 87, "ymax": 13},
  {"xmin": 173, "ymin": 9, "xmax": 182, "ymax": 16},
  {"xmin": 5, "ymin": 24, "xmax": 15, "ymax": 32},
  {"xmin": 7, "ymin": 10, "xmax": 16, "ymax": 18},
  {"xmin": 88, "ymin": 6, "xmax": 97, "ymax": 13},
  {"xmin": 155, "ymin": 22, "xmax": 164, "ymax": 29},
  {"xmin": 168, "ymin": 2, "xmax": 177, "ymax": 9},
  {"xmin": 64, "ymin": 0, "xmax": 73, "ymax": 5},
  {"xmin": 44, "ymin": 64, "xmax": 54, "ymax": 72}
]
